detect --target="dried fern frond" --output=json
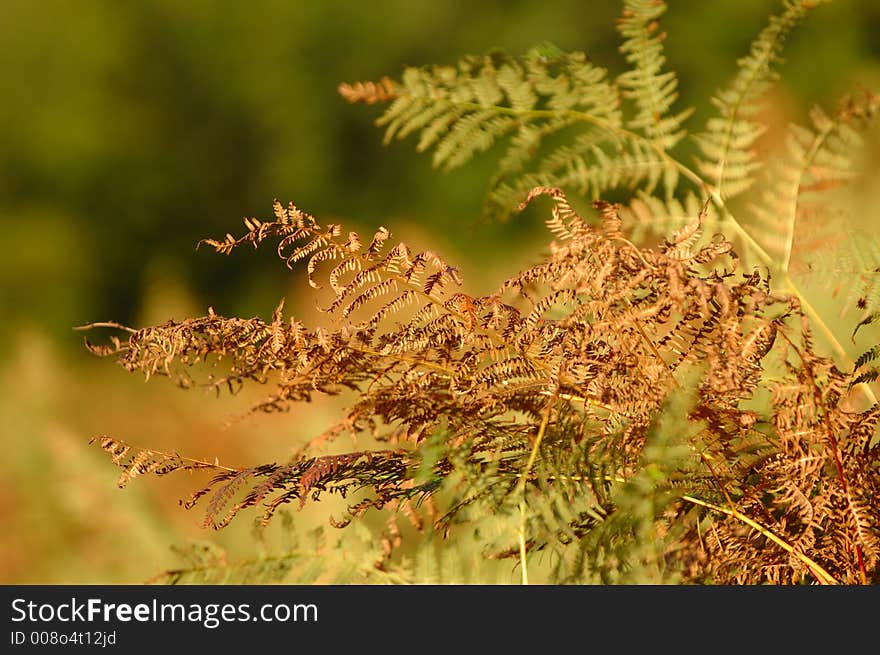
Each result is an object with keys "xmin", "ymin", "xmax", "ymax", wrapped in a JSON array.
[
  {"xmin": 338, "ymin": 77, "xmax": 396, "ymax": 105},
  {"xmin": 87, "ymin": 188, "xmax": 880, "ymax": 584},
  {"xmin": 89, "ymin": 435, "xmax": 224, "ymax": 488}
]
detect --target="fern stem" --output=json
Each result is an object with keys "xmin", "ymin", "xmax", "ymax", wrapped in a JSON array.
[
  {"xmin": 693, "ymin": 448, "xmax": 809, "ymax": 582},
  {"xmin": 680, "ymin": 494, "xmax": 838, "ymax": 585},
  {"xmin": 539, "ymin": 389, "xmax": 625, "ymax": 416},
  {"xmin": 516, "ymin": 392, "xmax": 556, "ymax": 584},
  {"xmin": 348, "ymin": 344, "xmax": 459, "ymax": 377},
  {"xmin": 75, "ymin": 321, "xmax": 139, "ymax": 334},
  {"xmin": 521, "ymin": 399, "xmax": 554, "ymax": 486},
  {"xmin": 508, "ymin": 467, "xmax": 840, "ymax": 584},
  {"xmin": 714, "ymin": 207, "xmax": 774, "ymax": 267},
  {"xmin": 517, "ymin": 502, "xmax": 529, "ymax": 585},
  {"xmin": 631, "ymin": 313, "xmax": 679, "ymax": 389},
  {"xmin": 780, "ymin": 122, "xmax": 836, "ymax": 273},
  {"xmin": 778, "ymin": 328, "xmax": 871, "ymax": 584},
  {"xmin": 693, "ymin": 151, "xmax": 872, "ymax": 403}
]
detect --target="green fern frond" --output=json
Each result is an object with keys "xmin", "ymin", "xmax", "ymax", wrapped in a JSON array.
[
  {"xmin": 850, "ymin": 339, "xmax": 880, "ymax": 393},
  {"xmin": 694, "ymin": 0, "xmax": 831, "ymax": 200},
  {"xmin": 617, "ymin": 0, "xmax": 693, "ymax": 151},
  {"xmin": 151, "ymin": 520, "xmax": 402, "ymax": 585},
  {"xmin": 374, "ymin": 51, "xmax": 621, "ymax": 173},
  {"xmin": 343, "ymin": 33, "xmax": 686, "ymax": 220},
  {"xmin": 488, "ymin": 132, "xmax": 675, "ymax": 217},
  {"xmin": 151, "ymin": 540, "xmax": 302, "ymax": 585},
  {"xmin": 750, "ymin": 93, "xmax": 880, "ymax": 274}
]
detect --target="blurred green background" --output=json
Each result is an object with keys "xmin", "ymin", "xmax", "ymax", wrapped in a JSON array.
[{"xmin": 1, "ymin": 0, "xmax": 878, "ymax": 584}]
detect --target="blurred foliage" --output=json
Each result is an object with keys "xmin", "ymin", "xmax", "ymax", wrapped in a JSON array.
[{"xmin": 0, "ymin": 0, "xmax": 878, "ymax": 583}]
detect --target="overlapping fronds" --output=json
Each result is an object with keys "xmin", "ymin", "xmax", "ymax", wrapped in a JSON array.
[
  {"xmin": 801, "ymin": 228, "xmax": 880, "ymax": 319},
  {"xmin": 150, "ymin": 519, "xmax": 395, "ymax": 585},
  {"xmin": 694, "ymin": 0, "xmax": 831, "ymax": 200},
  {"xmin": 152, "ymin": 515, "xmax": 509, "ymax": 585},
  {"xmin": 81, "ymin": 0, "xmax": 880, "ymax": 585},
  {"xmin": 89, "ymin": 435, "xmax": 220, "ymax": 488},
  {"xmin": 750, "ymin": 91, "xmax": 880, "ymax": 276},
  {"xmin": 339, "ymin": 1, "xmax": 844, "ymax": 219},
  {"xmin": 618, "ymin": 191, "xmax": 721, "ymax": 246},
  {"xmin": 343, "ymin": 0, "xmax": 880, "ymax": 395},
  {"xmin": 86, "ymin": 189, "xmax": 880, "ymax": 584},
  {"xmin": 693, "ymin": 326, "xmax": 880, "ymax": 584},
  {"xmin": 340, "ymin": 7, "xmax": 689, "ymax": 220}
]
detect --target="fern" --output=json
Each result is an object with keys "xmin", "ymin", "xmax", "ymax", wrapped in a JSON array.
[
  {"xmin": 341, "ymin": 1, "xmax": 834, "ymax": 211},
  {"xmin": 802, "ymin": 228, "xmax": 880, "ymax": 318},
  {"xmin": 343, "ymin": 0, "xmax": 879, "ymax": 381},
  {"xmin": 151, "ymin": 516, "xmax": 401, "ymax": 585},
  {"xmin": 750, "ymin": 92, "xmax": 880, "ymax": 275},
  {"xmin": 695, "ymin": 0, "xmax": 831, "ymax": 200},
  {"xmin": 85, "ymin": 188, "xmax": 880, "ymax": 584},
  {"xmin": 340, "ymin": 38, "xmax": 682, "ymax": 220},
  {"xmin": 617, "ymin": 0, "xmax": 692, "ymax": 152},
  {"xmin": 83, "ymin": 0, "xmax": 880, "ymax": 585}
]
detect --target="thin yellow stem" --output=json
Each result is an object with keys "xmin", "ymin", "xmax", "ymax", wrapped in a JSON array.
[
  {"xmin": 517, "ymin": 503, "xmax": 529, "ymax": 586},
  {"xmin": 538, "ymin": 388, "xmax": 626, "ymax": 415},
  {"xmin": 74, "ymin": 321, "xmax": 138, "ymax": 334},
  {"xmin": 507, "ymin": 468, "xmax": 840, "ymax": 585},
  {"xmin": 681, "ymin": 494, "xmax": 838, "ymax": 585},
  {"xmin": 516, "ymin": 394, "xmax": 556, "ymax": 584},
  {"xmin": 715, "ymin": 191, "xmax": 877, "ymax": 407},
  {"xmin": 519, "ymin": 401, "xmax": 554, "ymax": 493}
]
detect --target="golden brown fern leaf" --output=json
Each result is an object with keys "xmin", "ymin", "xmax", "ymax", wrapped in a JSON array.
[
  {"xmin": 338, "ymin": 77, "xmax": 396, "ymax": 105},
  {"xmin": 84, "ymin": 191, "xmax": 880, "ymax": 584}
]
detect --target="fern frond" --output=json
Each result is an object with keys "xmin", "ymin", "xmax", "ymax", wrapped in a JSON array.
[
  {"xmin": 488, "ymin": 132, "xmax": 676, "ymax": 217},
  {"xmin": 801, "ymin": 228, "xmax": 880, "ymax": 319},
  {"xmin": 152, "ymin": 520, "xmax": 400, "ymax": 585},
  {"xmin": 617, "ymin": 0, "xmax": 693, "ymax": 151},
  {"xmin": 342, "ymin": 44, "xmax": 685, "ymax": 220},
  {"xmin": 88, "ymin": 189, "xmax": 880, "ymax": 583},
  {"xmin": 89, "ymin": 436, "xmax": 226, "ymax": 488},
  {"xmin": 694, "ymin": 0, "xmax": 831, "ymax": 199},
  {"xmin": 750, "ymin": 91, "xmax": 880, "ymax": 274}
]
